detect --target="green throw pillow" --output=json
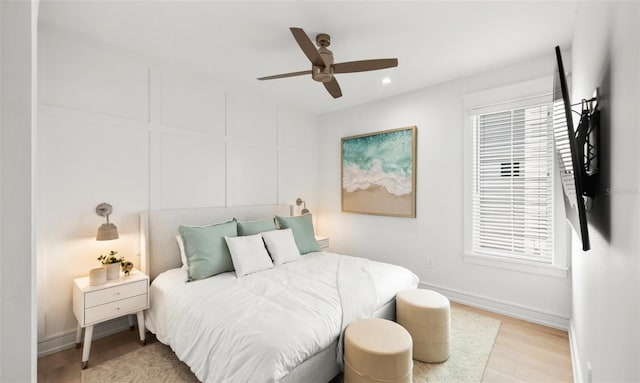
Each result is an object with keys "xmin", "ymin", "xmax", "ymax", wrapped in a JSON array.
[
  {"xmin": 275, "ymin": 214, "xmax": 320, "ymax": 254},
  {"xmin": 237, "ymin": 217, "xmax": 277, "ymax": 236},
  {"xmin": 179, "ymin": 220, "xmax": 237, "ymax": 281}
]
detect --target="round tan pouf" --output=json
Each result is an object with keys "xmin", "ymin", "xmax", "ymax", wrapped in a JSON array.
[
  {"xmin": 396, "ymin": 289, "xmax": 451, "ymax": 363},
  {"xmin": 344, "ymin": 318, "xmax": 413, "ymax": 383}
]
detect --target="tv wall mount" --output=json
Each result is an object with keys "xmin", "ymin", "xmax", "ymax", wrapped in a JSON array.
[{"xmin": 570, "ymin": 89, "xmax": 600, "ymax": 210}]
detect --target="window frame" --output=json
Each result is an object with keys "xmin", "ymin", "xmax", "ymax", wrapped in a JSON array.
[{"xmin": 462, "ymin": 77, "xmax": 569, "ymax": 278}]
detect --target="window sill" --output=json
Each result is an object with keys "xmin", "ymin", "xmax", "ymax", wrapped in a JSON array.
[{"xmin": 463, "ymin": 252, "xmax": 568, "ymax": 278}]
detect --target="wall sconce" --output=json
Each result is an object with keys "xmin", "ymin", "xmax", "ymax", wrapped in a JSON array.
[
  {"xmin": 296, "ymin": 198, "xmax": 310, "ymax": 215},
  {"xmin": 95, "ymin": 202, "xmax": 119, "ymax": 241}
]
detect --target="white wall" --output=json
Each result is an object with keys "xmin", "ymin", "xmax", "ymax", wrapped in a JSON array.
[
  {"xmin": 36, "ymin": 27, "xmax": 319, "ymax": 355},
  {"xmin": 570, "ymin": 2, "xmax": 640, "ymax": 382},
  {"xmin": 0, "ymin": 0, "xmax": 38, "ymax": 381},
  {"xmin": 317, "ymin": 55, "xmax": 571, "ymax": 328}
]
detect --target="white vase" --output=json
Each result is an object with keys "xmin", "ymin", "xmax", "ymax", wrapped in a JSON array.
[
  {"xmin": 89, "ymin": 267, "xmax": 107, "ymax": 286},
  {"xmin": 105, "ymin": 263, "xmax": 120, "ymax": 280}
]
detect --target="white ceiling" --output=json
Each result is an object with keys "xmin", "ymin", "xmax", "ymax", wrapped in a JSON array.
[{"xmin": 38, "ymin": 1, "xmax": 578, "ymax": 115}]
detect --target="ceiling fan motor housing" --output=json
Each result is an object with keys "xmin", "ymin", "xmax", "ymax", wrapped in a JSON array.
[
  {"xmin": 312, "ymin": 43, "xmax": 334, "ymax": 82},
  {"xmin": 315, "ymin": 33, "xmax": 331, "ymax": 47},
  {"xmin": 312, "ymin": 65, "xmax": 333, "ymax": 83}
]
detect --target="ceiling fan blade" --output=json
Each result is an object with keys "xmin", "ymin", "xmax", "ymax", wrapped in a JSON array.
[
  {"xmin": 290, "ymin": 27, "xmax": 325, "ymax": 67},
  {"xmin": 332, "ymin": 58, "xmax": 398, "ymax": 74},
  {"xmin": 323, "ymin": 78, "xmax": 342, "ymax": 98},
  {"xmin": 257, "ymin": 70, "xmax": 312, "ymax": 81}
]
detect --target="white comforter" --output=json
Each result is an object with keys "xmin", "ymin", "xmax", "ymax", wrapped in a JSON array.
[{"xmin": 146, "ymin": 251, "xmax": 418, "ymax": 383}]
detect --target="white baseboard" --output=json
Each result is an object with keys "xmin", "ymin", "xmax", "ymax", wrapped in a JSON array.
[
  {"xmin": 38, "ymin": 317, "xmax": 132, "ymax": 357},
  {"xmin": 419, "ymin": 281, "xmax": 570, "ymax": 330},
  {"xmin": 569, "ymin": 320, "xmax": 583, "ymax": 383}
]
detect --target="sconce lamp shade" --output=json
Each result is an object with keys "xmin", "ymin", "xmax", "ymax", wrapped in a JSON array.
[
  {"xmin": 96, "ymin": 223, "xmax": 119, "ymax": 241},
  {"xmin": 95, "ymin": 202, "xmax": 119, "ymax": 241}
]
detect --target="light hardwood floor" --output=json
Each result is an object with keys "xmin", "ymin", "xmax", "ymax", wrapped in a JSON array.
[
  {"xmin": 456, "ymin": 303, "xmax": 574, "ymax": 383},
  {"xmin": 37, "ymin": 302, "xmax": 573, "ymax": 383}
]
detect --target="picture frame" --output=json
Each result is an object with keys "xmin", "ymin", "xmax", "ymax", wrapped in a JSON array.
[{"xmin": 341, "ymin": 126, "xmax": 417, "ymax": 217}]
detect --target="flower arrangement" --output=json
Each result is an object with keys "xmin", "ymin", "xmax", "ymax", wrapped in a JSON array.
[
  {"xmin": 97, "ymin": 251, "xmax": 134, "ymax": 276},
  {"xmin": 97, "ymin": 250, "xmax": 124, "ymax": 265}
]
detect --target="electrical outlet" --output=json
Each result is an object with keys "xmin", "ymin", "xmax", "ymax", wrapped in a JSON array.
[{"xmin": 426, "ymin": 257, "xmax": 434, "ymax": 268}]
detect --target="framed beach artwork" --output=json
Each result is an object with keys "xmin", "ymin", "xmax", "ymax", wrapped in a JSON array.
[{"xmin": 341, "ymin": 126, "xmax": 417, "ymax": 217}]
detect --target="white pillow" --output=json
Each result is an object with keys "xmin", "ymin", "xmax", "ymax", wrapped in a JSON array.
[
  {"xmin": 262, "ymin": 228, "xmax": 302, "ymax": 266},
  {"xmin": 224, "ymin": 234, "xmax": 273, "ymax": 277},
  {"xmin": 176, "ymin": 234, "xmax": 187, "ymax": 269}
]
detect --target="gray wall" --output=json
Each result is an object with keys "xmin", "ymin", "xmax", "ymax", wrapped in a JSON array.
[
  {"xmin": 1, "ymin": 0, "xmax": 38, "ymax": 381},
  {"xmin": 570, "ymin": 1, "xmax": 640, "ymax": 382}
]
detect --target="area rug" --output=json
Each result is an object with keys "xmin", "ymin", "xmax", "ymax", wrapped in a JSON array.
[
  {"xmin": 81, "ymin": 342, "xmax": 198, "ymax": 383},
  {"xmin": 82, "ymin": 307, "xmax": 500, "ymax": 383},
  {"xmin": 412, "ymin": 307, "xmax": 501, "ymax": 382}
]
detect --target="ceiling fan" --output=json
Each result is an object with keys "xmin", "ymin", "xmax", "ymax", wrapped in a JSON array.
[{"xmin": 257, "ymin": 27, "xmax": 398, "ymax": 99}]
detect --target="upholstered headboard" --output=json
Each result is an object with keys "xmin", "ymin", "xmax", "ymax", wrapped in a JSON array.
[{"xmin": 140, "ymin": 204, "xmax": 291, "ymax": 280}]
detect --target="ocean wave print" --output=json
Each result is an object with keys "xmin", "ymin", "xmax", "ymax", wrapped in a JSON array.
[{"xmin": 342, "ymin": 129, "xmax": 413, "ymax": 196}]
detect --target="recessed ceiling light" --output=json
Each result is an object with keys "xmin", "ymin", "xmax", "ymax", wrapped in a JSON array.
[{"xmin": 382, "ymin": 77, "xmax": 391, "ymax": 84}]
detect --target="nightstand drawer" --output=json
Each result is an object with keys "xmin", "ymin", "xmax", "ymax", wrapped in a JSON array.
[
  {"xmin": 85, "ymin": 280, "xmax": 147, "ymax": 308},
  {"xmin": 85, "ymin": 294, "xmax": 147, "ymax": 324}
]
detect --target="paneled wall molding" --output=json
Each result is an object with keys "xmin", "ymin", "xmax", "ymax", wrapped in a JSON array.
[
  {"xmin": 159, "ymin": 123, "xmax": 226, "ymax": 142},
  {"xmin": 40, "ymin": 93, "xmax": 315, "ymax": 151},
  {"xmin": 226, "ymin": 93, "xmax": 277, "ymax": 144},
  {"xmin": 39, "ymin": 104, "xmax": 151, "ymax": 133},
  {"xmin": 158, "ymin": 69, "xmax": 226, "ymax": 135},
  {"xmin": 37, "ymin": 31, "xmax": 320, "ymax": 353}
]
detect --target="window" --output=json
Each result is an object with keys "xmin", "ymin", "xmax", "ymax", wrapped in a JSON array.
[
  {"xmin": 463, "ymin": 78, "xmax": 568, "ymax": 277},
  {"xmin": 471, "ymin": 105, "xmax": 554, "ymax": 263}
]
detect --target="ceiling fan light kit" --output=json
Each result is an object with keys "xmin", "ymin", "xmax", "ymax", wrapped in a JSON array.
[
  {"xmin": 258, "ymin": 27, "xmax": 398, "ymax": 98},
  {"xmin": 312, "ymin": 64, "xmax": 333, "ymax": 83}
]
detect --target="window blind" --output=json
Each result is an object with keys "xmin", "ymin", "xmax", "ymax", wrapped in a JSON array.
[{"xmin": 471, "ymin": 104, "xmax": 554, "ymax": 263}]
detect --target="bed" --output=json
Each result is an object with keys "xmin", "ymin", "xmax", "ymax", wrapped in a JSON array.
[{"xmin": 140, "ymin": 204, "xmax": 419, "ymax": 383}]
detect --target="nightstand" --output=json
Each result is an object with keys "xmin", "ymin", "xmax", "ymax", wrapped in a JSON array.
[
  {"xmin": 316, "ymin": 236, "xmax": 330, "ymax": 250},
  {"xmin": 73, "ymin": 269, "xmax": 149, "ymax": 369}
]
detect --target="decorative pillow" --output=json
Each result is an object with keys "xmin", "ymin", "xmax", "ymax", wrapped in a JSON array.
[
  {"xmin": 224, "ymin": 234, "xmax": 273, "ymax": 277},
  {"xmin": 261, "ymin": 228, "xmax": 301, "ymax": 266},
  {"xmin": 175, "ymin": 234, "xmax": 187, "ymax": 269},
  {"xmin": 179, "ymin": 220, "xmax": 237, "ymax": 281},
  {"xmin": 275, "ymin": 214, "xmax": 320, "ymax": 254},
  {"xmin": 237, "ymin": 217, "xmax": 277, "ymax": 236}
]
